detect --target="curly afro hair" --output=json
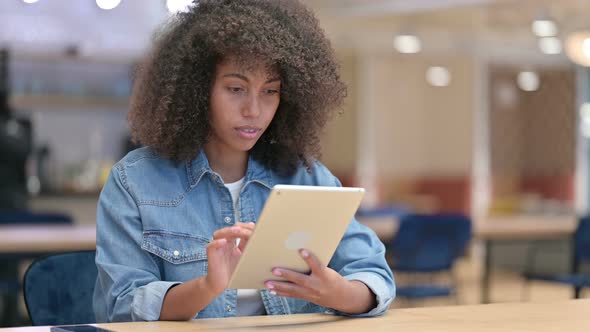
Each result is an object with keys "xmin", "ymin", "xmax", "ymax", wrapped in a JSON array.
[{"xmin": 128, "ymin": 0, "xmax": 347, "ymax": 175}]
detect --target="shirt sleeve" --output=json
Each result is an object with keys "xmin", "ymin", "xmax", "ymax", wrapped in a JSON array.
[
  {"xmin": 314, "ymin": 163, "xmax": 396, "ymax": 317},
  {"xmin": 94, "ymin": 165, "xmax": 180, "ymax": 322},
  {"xmin": 329, "ymin": 219, "xmax": 396, "ymax": 317}
]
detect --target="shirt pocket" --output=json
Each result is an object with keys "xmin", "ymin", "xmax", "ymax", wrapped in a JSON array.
[{"xmin": 141, "ymin": 231, "xmax": 210, "ymax": 277}]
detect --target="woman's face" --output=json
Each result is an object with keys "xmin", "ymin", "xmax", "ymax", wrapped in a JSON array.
[{"xmin": 208, "ymin": 59, "xmax": 281, "ymax": 156}]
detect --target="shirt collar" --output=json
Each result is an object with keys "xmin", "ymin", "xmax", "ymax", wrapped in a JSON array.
[{"xmin": 187, "ymin": 149, "xmax": 273, "ymax": 189}]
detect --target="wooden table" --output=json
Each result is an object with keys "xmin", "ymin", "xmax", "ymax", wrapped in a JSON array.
[
  {"xmin": 357, "ymin": 214, "xmax": 577, "ymax": 244},
  {"xmin": 0, "ymin": 224, "xmax": 96, "ymax": 254},
  {"xmin": 2, "ymin": 299, "xmax": 589, "ymax": 332},
  {"xmin": 0, "ymin": 224, "xmax": 96, "ymax": 327},
  {"xmin": 473, "ymin": 215, "xmax": 578, "ymax": 241},
  {"xmin": 474, "ymin": 215, "xmax": 577, "ymax": 304},
  {"xmin": 357, "ymin": 214, "xmax": 578, "ymax": 304}
]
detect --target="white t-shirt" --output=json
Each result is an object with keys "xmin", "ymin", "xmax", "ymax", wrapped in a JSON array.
[{"xmin": 224, "ymin": 177, "xmax": 266, "ymax": 316}]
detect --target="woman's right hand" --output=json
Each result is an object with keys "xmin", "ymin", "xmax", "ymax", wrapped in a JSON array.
[{"xmin": 205, "ymin": 222, "xmax": 256, "ymax": 293}]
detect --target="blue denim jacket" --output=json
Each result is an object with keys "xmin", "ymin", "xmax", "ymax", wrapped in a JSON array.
[{"xmin": 93, "ymin": 147, "xmax": 395, "ymax": 322}]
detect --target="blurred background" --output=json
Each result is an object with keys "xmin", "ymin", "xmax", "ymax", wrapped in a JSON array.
[{"xmin": 2, "ymin": 0, "xmax": 590, "ymax": 327}]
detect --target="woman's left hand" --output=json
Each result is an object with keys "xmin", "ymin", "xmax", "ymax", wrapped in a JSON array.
[{"xmin": 265, "ymin": 249, "xmax": 375, "ymax": 314}]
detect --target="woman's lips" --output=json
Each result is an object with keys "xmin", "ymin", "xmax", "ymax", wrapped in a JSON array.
[{"xmin": 235, "ymin": 127, "xmax": 261, "ymax": 140}]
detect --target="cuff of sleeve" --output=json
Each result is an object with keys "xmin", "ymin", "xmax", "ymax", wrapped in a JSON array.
[
  {"xmin": 337, "ymin": 272, "xmax": 394, "ymax": 317},
  {"xmin": 131, "ymin": 281, "xmax": 181, "ymax": 321}
]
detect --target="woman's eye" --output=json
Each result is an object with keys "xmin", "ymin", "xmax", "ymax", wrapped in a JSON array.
[
  {"xmin": 265, "ymin": 89, "xmax": 279, "ymax": 95},
  {"xmin": 228, "ymin": 87, "xmax": 245, "ymax": 94}
]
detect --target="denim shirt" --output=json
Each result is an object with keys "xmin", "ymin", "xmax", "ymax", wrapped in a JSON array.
[{"xmin": 93, "ymin": 147, "xmax": 395, "ymax": 322}]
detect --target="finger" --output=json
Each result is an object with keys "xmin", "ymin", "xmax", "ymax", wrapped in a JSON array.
[
  {"xmin": 213, "ymin": 226, "xmax": 253, "ymax": 241},
  {"xmin": 237, "ymin": 236, "xmax": 250, "ymax": 252},
  {"xmin": 299, "ymin": 249, "xmax": 325, "ymax": 274},
  {"xmin": 235, "ymin": 223, "xmax": 255, "ymax": 247},
  {"xmin": 206, "ymin": 238, "xmax": 228, "ymax": 253},
  {"xmin": 235, "ymin": 221, "xmax": 256, "ymax": 230},
  {"xmin": 212, "ymin": 226, "xmax": 239, "ymax": 239},
  {"xmin": 214, "ymin": 228, "xmax": 253, "ymax": 255},
  {"xmin": 214, "ymin": 226, "xmax": 253, "ymax": 238},
  {"xmin": 234, "ymin": 228, "xmax": 253, "ymax": 252},
  {"xmin": 271, "ymin": 268, "xmax": 309, "ymax": 287},
  {"xmin": 232, "ymin": 244, "xmax": 242, "ymax": 257},
  {"xmin": 265, "ymin": 280, "xmax": 318, "ymax": 301},
  {"xmin": 237, "ymin": 228, "xmax": 253, "ymax": 239}
]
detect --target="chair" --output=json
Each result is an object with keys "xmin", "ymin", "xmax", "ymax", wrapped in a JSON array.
[
  {"xmin": 0, "ymin": 210, "xmax": 73, "ymax": 225},
  {"xmin": 387, "ymin": 213, "xmax": 472, "ymax": 300},
  {"xmin": 23, "ymin": 251, "xmax": 97, "ymax": 326},
  {"xmin": 0, "ymin": 210, "xmax": 73, "ymax": 326},
  {"xmin": 523, "ymin": 216, "xmax": 590, "ymax": 298}
]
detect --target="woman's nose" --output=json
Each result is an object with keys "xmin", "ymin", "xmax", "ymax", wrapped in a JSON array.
[{"xmin": 242, "ymin": 95, "xmax": 261, "ymax": 117}]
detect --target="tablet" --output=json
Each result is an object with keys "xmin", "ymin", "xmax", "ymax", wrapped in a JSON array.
[
  {"xmin": 227, "ymin": 184, "xmax": 365, "ymax": 289},
  {"xmin": 50, "ymin": 326, "xmax": 113, "ymax": 332}
]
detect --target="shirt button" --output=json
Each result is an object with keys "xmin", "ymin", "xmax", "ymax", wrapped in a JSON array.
[
  {"xmin": 224, "ymin": 217, "xmax": 231, "ymax": 223},
  {"xmin": 226, "ymin": 305, "xmax": 232, "ymax": 312},
  {"xmin": 173, "ymin": 250, "xmax": 180, "ymax": 257}
]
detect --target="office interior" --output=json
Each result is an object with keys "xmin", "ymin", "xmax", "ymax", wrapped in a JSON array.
[{"xmin": 1, "ymin": 0, "xmax": 590, "ymax": 327}]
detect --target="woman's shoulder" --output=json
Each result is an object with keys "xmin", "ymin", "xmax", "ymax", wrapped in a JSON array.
[
  {"xmin": 116, "ymin": 147, "xmax": 159, "ymax": 167},
  {"xmin": 113, "ymin": 147, "xmax": 186, "ymax": 179},
  {"xmin": 109, "ymin": 147, "xmax": 192, "ymax": 205},
  {"xmin": 115, "ymin": 147, "xmax": 173, "ymax": 170}
]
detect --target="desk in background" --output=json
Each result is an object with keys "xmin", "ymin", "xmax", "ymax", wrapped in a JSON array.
[
  {"xmin": 0, "ymin": 224, "xmax": 96, "ymax": 254},
  {"xmin": 2, "ymin": 299, "xmax": 589, "ymax": 332},
  {"xmin": 474, "ymin": 215, "xmax": 577, "ymax": 303},
  {"xmin": 357, "ymin": 213, "xmax": 577, "ymax": 304}
]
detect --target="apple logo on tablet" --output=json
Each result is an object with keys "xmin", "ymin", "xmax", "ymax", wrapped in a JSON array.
[{"xmin": 284, "ymin": 231, "xmax": 312, "ymax": 250}]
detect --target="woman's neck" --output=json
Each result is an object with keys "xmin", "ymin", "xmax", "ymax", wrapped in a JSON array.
[{"xmin": 203, "ymin": 144, "xmax": 248, "ymax": 183}]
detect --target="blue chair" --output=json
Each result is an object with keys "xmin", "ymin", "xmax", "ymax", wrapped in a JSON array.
[
  {"xmin": 23, "ymin": 251, "xmax": 97, "ymax": 326},
  {"xmin": 0, "ymin": 210, "xmax": 73, "ymax": 326},
  {"xmin": 388, "ymin": 213, "xmax": 472, "ymax": 300},
  {"xmin": 523, "ymin": 216, "xmax": 590, "ymax": 298},
  {"xmin": 0, "ymin": 210, "xmax": 73, "ymax": 225}
]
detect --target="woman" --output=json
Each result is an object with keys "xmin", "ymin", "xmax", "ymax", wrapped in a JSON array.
[{"xmin": 93, "ymin": 0, "xmax": 395, "ymax": 322}]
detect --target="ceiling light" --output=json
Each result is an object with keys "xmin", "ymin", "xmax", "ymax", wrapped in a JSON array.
[
  {"xmin": 517, "ymin": 71, "xmax": 540, "ymax": 92},
  {"xmin": 426, "ymin": 66, "xmax": 451, "ymax": 87},
  {"xmin": 494, "ymin": 80, "xmax": 518, "ymax": 109},
  {"xmin": 96, "ymin": 0, "xmax": 121, "ymax": 10},
  {"xmin": 583, "ymin": 39, "xmax": 590, "ymax": 58},
  {"xmin": 393, "ymin": 34, "xmax": 421, "ymax": 54},
  {"xmin": 167, "ymin": 0, "xmax": 194, "ymax": 13},
  {"xmin": 538, "ymin": 37, "xmax": 562, "ymax": 55},
  {"xmin": 532, "ymin": 19, "xmax": 557, "ymax": 37},
  {"xmin": 565, "ymin": 31, "xmax": 590, "ymax": 67},
  {"xmin": 580, "ymin": 103, "xmax": 590, "ymax": 138},
  {"xmin": 580, "ymin": 103, "xmax": 590, "ymax": 123},
  {"xmin": 22, "ymin": 0, "xmax": 40, "ymax": 4}
]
